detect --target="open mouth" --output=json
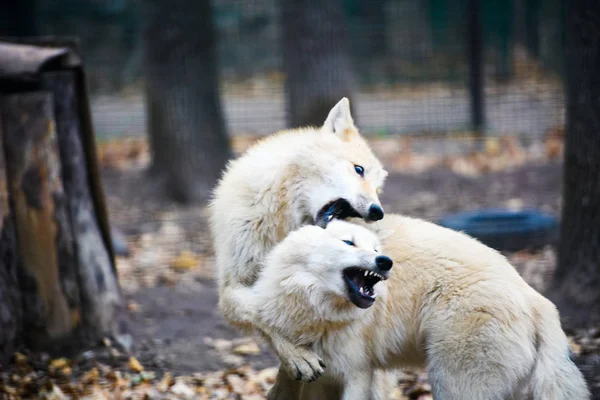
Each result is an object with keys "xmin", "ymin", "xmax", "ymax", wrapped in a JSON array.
[
  {"xmin": 343, "ymin": 267, "xmax": 386, "ymax": 309},
  {"xmin": 316, "ymin": 199, "xmax": 362, "ymax": 228}
]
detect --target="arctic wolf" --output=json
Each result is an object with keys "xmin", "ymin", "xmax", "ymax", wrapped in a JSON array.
[
  {"xmin": 251, "ymin": 217, "xmax": 590, "ymax": 400},
  {"xmin": 209, "ymin": 98, "xmax": 388, "ymax": 384}
]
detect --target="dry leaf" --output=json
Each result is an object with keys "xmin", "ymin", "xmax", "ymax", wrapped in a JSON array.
[
  {"xmin": 14, "ymin": 352, "xmax": 27, "ymax": 366},
  {"xmin": 128, "ymin": 356, "xmax": 144, "ymax": 373},
  {"xmin": 49, "ymin": 358, "xmax": 69, "ymax": 370},
  {"xmin": 127, "ymin": 301, "xmax": 140, "ymax": 312},
  {"xmin": 232, "ymin": 342, "xmax": 261, "ymax": 356},
  {"xmin": 170, "ymin": 251, "xmax": 200, "ymax": 271},
  {"xmin": 156, "ymin": 373, "xmax": 173, "ymax": 392},
  {"xmin": 170, "ymin": 380, "xmax": 195, "ymax": 398}
]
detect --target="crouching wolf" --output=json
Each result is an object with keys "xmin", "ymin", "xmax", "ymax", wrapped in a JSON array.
[
  {"xmin": 209, "ymin": 98, "xmax": 390, "ymax": 386},
  {"xmin": 249, "ymin": 217, "xmax": 590, "ymax": 400}
]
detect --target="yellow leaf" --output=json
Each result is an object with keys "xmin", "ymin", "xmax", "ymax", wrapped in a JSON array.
[
  {"xmin": 170, "ymin": 251, "xmax": 200, "ymax": 271},
  {"xmin": 129, "ymin": 356, "xmax": 144, "ymax": 372},
  {"xmin": 14, "ymin": 352, "xmax": 27, "ymax": 365},
  {"xmin": 49, "ymin": 358, "xmax": 69, "ymax": 369},
  {"xmin": 82, "ymin": 368, "xmax": 99, "ymax": 383},
  {"xmin": 232, "ymin": 342, "xmax": 261, "ymax": 356}
]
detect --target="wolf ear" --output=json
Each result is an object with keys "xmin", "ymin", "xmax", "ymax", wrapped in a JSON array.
[{"xmin": 322, "ymin": 97, "xmax": 356, "ymax": 140}]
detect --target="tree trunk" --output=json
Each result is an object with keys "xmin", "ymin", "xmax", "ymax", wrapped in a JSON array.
[
  {"xmin": 549, "ymin": 0, "xmax": 600, "ymax": 328},
  {"xmin": 0, "ymin": 112, "xmax": 21, "ymax": 363},
  {"xmin": 280, "ymin": 0, "xmax": 357, "ymax": 128},
  {"xmin": 41, "ymin": 71, "xmax": 123, "ymax": 342},
  {"xmin": 142, "ymin": 0, "xmax": 231, "ymax": 203},
  {"xmin": 467, "ymin": 0, "xmax": 485, "ymax": 135},
  {"xmin": 524, "ymin": 0, "xmax": 540, "ymax": 58},
  {"xmin": 1, "ymin": 92, "xmax": 79, "ymax": 348}
]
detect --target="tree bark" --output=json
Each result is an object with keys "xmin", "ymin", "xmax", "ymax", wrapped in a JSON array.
[
  {"xmin": 1, "ymin": 92, "xmax": 79, "ymax": 348},
  {"xmin": 0, "ymin": 110, "xmax": 21, "ymax": 363},
  {"xmin": 142, "ymin": 0, "xmax": 231, "ymax": 203},
  {"xmin": 549, "ymin": 0, "xmax": 600, "ymax": 328},
  {"xmin": 41, "ymin": 71, "xmax": 123, "ymax": 341},
  {"xmin": 280, "ymin": 0, "xmax": 357, "ymax": 128}
]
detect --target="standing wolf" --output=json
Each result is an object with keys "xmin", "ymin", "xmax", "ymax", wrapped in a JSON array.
[
  {"xmin": 209, "ymin": 98, "xmax": 389, "ymax": 387},
  {"xmin": 248, "ymin": 217, "xmax": 590, "ymax": 400}
]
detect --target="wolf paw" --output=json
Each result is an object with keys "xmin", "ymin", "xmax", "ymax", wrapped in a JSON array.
[{"xmin": 280, "ymin": 348, "xmax": 326, "ymax": 382}]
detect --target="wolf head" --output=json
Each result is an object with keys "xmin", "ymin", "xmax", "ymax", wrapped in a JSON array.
[
  {"xmin": 300, "ymin": 98, "xmax": 388, "ymax": 228},
  {"xmin": 270, "ymin": 220, "xmax": 393, "ymax": 310}
]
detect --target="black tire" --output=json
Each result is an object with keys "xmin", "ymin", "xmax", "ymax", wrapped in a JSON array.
[{"xmin": 438, "ymin": 208, "xmax": 559, "ymax": 252}]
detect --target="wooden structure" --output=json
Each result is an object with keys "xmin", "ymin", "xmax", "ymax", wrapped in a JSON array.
[{"xmin": 0, "ymin": 38, "xmax": 123, "ymax": 361}]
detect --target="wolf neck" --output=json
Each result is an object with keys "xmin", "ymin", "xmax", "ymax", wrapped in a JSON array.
[{"xmin": 258, "ymin": 158, "xmax": 310, "ymax": 244}]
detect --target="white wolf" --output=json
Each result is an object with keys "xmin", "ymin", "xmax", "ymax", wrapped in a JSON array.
[
  {"xmin": 209, "ymin": 98, "xmax": 389, "ymax": 386},
  {"xmin": 248, "ymin": 216, "xmax": 590, "ymax": 400}
]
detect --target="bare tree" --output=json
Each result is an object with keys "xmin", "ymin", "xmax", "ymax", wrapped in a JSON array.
[
  {"xmin": 143, "ymin": 0, "xmax": 231, "ymax": 203},
  {"xmin": 280, "ymin": 0, "xmax": 356, "ymax": 127},
  {"xmin": 549, "ymin": 0, "xmax": 600, "ymax": 328}
]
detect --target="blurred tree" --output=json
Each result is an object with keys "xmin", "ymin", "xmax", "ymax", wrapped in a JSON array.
[
  {"xmin": 142, "ymin": 0, "xmax": 231, "ymax": 203},
  {"xmin": 550, "ymin": 0, "xmax": 600, "ymax": 327},
  {"xmin": 280, "ymin": 0, "xmax": 356, "ymax": 127}
]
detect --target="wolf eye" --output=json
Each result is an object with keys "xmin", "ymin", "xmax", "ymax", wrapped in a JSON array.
[
  {"xmin": 354, "ymin": 165, "xmax": 364, "ymax": 177},
  {"xmin": 342, "ymin": 240, "xmax": 355, "ymax": 246}
]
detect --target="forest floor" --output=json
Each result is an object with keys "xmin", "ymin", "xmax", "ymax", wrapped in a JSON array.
[{"xmin": 1, "ymin": 135, "xmax": 598, "ymax": 399}]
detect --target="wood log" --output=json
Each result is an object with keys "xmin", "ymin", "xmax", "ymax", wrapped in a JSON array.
[
  {"xmin": 0, "ymin": 92, "xmax": 79, "ymax": 348},
  {"xmin": 0, "ymin": 107, "xmax": 21, "ymax": 363},
  {"xmin": 41, "ymin": 71, "xmax": 122, "ymax": 340}
]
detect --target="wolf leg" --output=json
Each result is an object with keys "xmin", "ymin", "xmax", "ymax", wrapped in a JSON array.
[
  {"xmin": 218, "ymin": 284, "xmax": 259, "ymax": 331},
  {"xmin": 262, "ymin": 330, "xmax": 326, "ymax": 383},
  {"xmin": 221, "ymin": 285, "xmax": 326, "ymax": 383}
]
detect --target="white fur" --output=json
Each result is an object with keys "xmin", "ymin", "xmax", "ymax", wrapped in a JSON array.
[
  {"xmin": 209, "ymin": 98, "xmax": 388, "ymax": 384},
  {"xmin": 252, "ymin": 217, "xmax": 590, "ymax": 400}
]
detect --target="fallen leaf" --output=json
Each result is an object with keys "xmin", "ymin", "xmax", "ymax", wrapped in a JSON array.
[
  {"xmin": 170, "ymin": 379, "xmax": 195, "ymax": 398},
  {"xmin": 232, "ymin": 342, "xmax": 261, "ymax": 356},
  {"xmin": 220, "ymin": 354, "xmax": 244, "ymax": 367},
  {"xmin": 170, "ymin": 251, "xmax": 200, "ymax": 271},
  {"xmin": 128, "ymin": 356, "xmax": 144, "ymax": 373},
  {"xmin": 49, "ymin": 358, "xmax": 69, "ymax": 370},
  {"xmin": 255, "ymin": 367, "xmax": 278, "ymax": 385},
  {"xmin": 14, "ymin": 352, "xmax": 27, "ymax": 366},
  {"xmin": 156, "ymin": 372, "xmax": 173, "ymax": 392},
  {"xmin": 127, "ymin": 301, "xmax": 140, "ymax": 312}
]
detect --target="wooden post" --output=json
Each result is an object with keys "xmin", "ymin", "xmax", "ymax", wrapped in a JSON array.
[
  {"xmin": 1, "ymin": 92, "xmax": 80, "ymax": 348},
  {"xmin": 41, "ymin": 71, "xmax": 122, "ymax": 339}
]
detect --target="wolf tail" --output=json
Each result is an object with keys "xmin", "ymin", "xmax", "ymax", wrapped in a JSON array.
[{"xmin": 530, "ymin": 301, "xmax": 590, "ymax": 400}]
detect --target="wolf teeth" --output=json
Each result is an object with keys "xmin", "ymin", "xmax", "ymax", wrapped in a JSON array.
[{"xmin": 364, "ymin": 271, "xmax": 368, "ymax": 277}]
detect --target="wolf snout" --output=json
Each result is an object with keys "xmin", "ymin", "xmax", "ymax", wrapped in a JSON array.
[
  {"xmin": 367, "ymin": 204, "xmax": 384, "ymax": 221},
  {"xmin": 375, "ymin": 255, "xmax": 393, "ymax": 271}
]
